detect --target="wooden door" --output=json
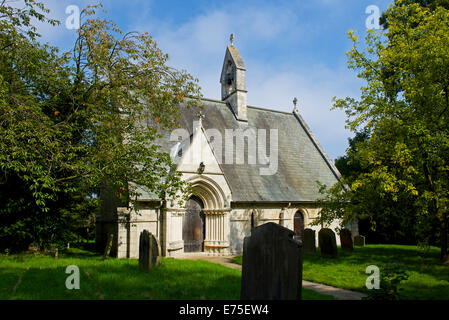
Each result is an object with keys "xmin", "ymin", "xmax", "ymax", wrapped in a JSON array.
[
  {"xmin": 183, "ymin": 196, "xmax": 205, "ymax": 252},
  {"xmin": 293, "ymin": 211, "xmax": 304, "ymax": 242}
]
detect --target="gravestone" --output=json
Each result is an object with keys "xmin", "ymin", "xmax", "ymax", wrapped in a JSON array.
[
  {"xmin": 139, "ymin": 230, "xmax": 161, "ymax": 271},
  {"xmin": 51, "ymin": 247, "xmax": 58, "ymax": 259},
  {"xmin": 150, "ymin": 232, "xmax": 162, "ymax": 266},
  {"xmin": 318, "ymin": 228, "xmax": 338, "ymax": 257},
  {"xmin": 354, "ymin": 235, "xmax": 365, "ymax": 247},
  {"xmin": 139, "ymin": 230, "xmax": 151, "ymax": 271},
  {"xmin": 103, "ymin": 233, "xmax": 114, "ymax": 260},
  {"xmin": 241, "ymin": 222, "xmax": 302, "ymax": 300},
  {"xmin": 302, "ymin": 228, "xmax": 316, "ymax": 254},
  {"xmin": 340, "ymin": 228, "xmax": 353, "ymax": 251}
]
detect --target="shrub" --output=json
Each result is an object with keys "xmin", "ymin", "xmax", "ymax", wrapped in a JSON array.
[{"xmin": 364, "ymin": 263, "xmax": 410, "ymax": 300}]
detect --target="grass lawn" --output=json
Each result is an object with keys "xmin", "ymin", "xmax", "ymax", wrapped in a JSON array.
[
  {"xmin": 0, "ymin": 249, "xmax": 334, "ymax": 300},
  {"xmin": 232, "ymin": 244, "xmax": 449, "ymax": 300}
]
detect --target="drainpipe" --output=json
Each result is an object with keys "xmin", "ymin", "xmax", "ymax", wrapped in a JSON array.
[
  {"xmin": 155, "ymin": 200, "xmax": 164, "ymax": 238},
  {"xmin": 156, "ymin": 197, "xmax": 166, "ymax": 256},
  {"xmin": 281, "ymin": 202, "xmax": 292, "ymax": 226}
]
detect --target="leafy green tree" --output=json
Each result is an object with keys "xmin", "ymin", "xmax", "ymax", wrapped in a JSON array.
[
  {"xmin": 333, "ymin": 129, "xmax": 420, "ymax": 244},
  {"xmin": 334, "ymin": 128, "xmax": 370, "ymax": 181},
  {"xmin": 0, "ymin": 2, "xmax": 201, "ymax": 251},
  {"xmin": 317, "ymin": 0, "xmax": 449, "ymax": 262},
  {"xmin": 380, "ymin": 0, "xmax": 449, "ymax": 29}
]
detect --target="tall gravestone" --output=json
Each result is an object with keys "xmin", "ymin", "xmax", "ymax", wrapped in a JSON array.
[
  {"xmin": 354, "ymin": 235, "xmax": 366, "ymax": 247},
  {"xmin": 340, "ymin": 228, "xmax": 353, "ymax": 251},
  {"xmin": 318, "ymin": 228, "xmax": 338, "ymax": 257},
  {"xmin": 302, "ymin": 228, "xmax": 316, "ymax": 254},
  {"xmin": 241, "ymin": 222, "xmax": 302, "ymax": 300},
  {"xmin": 139, "ymin": 230, "xmax": 161, "ymax": 271}
]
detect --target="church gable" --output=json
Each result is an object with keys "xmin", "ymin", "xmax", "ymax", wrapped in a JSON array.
[{"xmin": 174, "ymin": 119, "xmax": 224, "ymax": 176}]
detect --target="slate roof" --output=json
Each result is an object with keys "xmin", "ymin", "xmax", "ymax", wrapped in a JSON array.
[{"xmin": 138, "ymin": 98, "xmax": 341, "ymax": 203}]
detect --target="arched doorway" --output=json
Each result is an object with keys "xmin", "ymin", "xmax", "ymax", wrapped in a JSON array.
[
  {"xmin": 293, "ymin": 211, "xmax": 305, "ymax": 242},
  {"xmin": 183, "ymin": 195, "xmax": 205, "ymax": 252}
]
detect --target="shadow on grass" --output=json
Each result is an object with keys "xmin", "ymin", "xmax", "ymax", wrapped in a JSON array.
[
  {"xmin": 8, "ymin": 245, "xmax": 446, "ymax": 300},
  {"xmin": 304, "ymin": 245, "xmax": 448, "ymax": 282},
  {"xmin": 61, "ymin": 248, "xmax": 100, "ymax": 258},
  {"xmin": 1, "ymin": 252, "xmax": 336, "ymax": 300},
  {"xmin": 86, "ymin": 259, "xmax": 242, "ymax": 300},
  {"xmin": 2, "ymin": 254, "xmax": 242, "ymax": 300},
  {"xmin": 301, "ymin": 245, "xmax": 449, "ymax": 299}
]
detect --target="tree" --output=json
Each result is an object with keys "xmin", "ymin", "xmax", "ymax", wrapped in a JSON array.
[
  {"xmin": 333, "ymin": 129, "xmax": 420, "ymax": 244},
  {"xmin": 334, "ymin": 128, "xmax": 370, "ymax": 181},
  {"xmin": 317, "ymin": 0, "xmax": 449, "ymax": 262},
  {"xmin": 380, "ymin": 0, "xmax": 449, "ymax": 28},
  {"xmin": 0, "ymin": 2, "xmax": 201, "ymax": 251}
]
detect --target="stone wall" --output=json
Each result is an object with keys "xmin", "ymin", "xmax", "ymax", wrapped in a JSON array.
[
  {"xmin": 96, "ymin": 186, "xmax": 124, "ymax": 256},
  {"xmin": 116, "ymin": 206, "xmax": 160, "ymax": 258},
  {"xmin": 104, "ymin": 201, "xmax": 358, "ymax": 258},
  {"xmin": 227, "ymin": 204, "xmax": 349, "ymax": 255}
]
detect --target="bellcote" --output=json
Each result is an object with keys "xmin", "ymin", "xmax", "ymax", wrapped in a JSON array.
[{"xmin": 220, "ymin": 36, "xmax": 247, "ymax": 122}]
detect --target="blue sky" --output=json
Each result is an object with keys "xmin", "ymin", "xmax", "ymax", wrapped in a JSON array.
[{"xmin": 36, "ymin": 0, "xmax": 393, "ymax": 161}]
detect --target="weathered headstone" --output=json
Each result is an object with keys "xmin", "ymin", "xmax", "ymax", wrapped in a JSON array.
[
  {"xmin": 51, "ymin": 247, "xmax": 58, "ymax": 259},
  {"xmin": 318, "ymin": 228, "xmax": 338, "ymax": 257},
  {"xmin": 139, "ymin": 230, "xmax": 151, "ymax": 271},
  {"xmin": 340, "ymin": 228, "xmax": 353, "ymax": 251},
  {"xmin": 354, "ymin": 235, "xmax": 366, "ymax": 247},
  {"xmin": 302, "ymin": 228, "xmax": 316, "ymax": 254},
  {"xmin": 150, "ymin": 232, "xmax": 162, "ymax": 267},
  {"xmin": 139, "ymin": 230, "xmax": 161, "ymax": 271},
  {"xmin": 241, "ymin": 222, "xmax": 302, "ymax": 300}
]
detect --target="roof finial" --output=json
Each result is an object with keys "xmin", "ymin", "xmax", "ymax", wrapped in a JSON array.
[
  {"xmin": 293, "ymin": 97, "xmax": 298, "ymax": 113},
  {"xmin": 198, "ymin": 111, "xmax": 204, "ymax": 126},
  {"xmin": 230, "ymin": 33, "xmax": 234, "ymax": 47},
  {"xmin": 195, "ymin": 111, "xmax": 204, "ymax": 132}
]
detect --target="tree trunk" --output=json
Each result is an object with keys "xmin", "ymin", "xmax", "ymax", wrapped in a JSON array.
[
  {"xmin": 103, "ymin": 233, "xmax": 114, "ymax": 260},
  {"xmin": 423, "ymin": 156, "xmax": 448, "ymax": 263},
  {"xmin": 441, "ymin": 211, "xmax": 449, "ymax": 264}
]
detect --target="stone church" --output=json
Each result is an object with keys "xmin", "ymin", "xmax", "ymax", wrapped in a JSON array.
[{"xmin": 96, "ymin": 39, "xmax": 358, "ymax": 258}]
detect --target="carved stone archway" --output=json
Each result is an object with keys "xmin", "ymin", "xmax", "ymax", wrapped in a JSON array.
[{"xmin": 185, "ymin": 175, "xmax": 230, "ymax": 254}]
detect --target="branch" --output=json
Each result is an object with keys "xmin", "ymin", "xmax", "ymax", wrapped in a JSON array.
[{"xmin": 437, "ymin": 86, "xmax": 449, "ymax": 120}]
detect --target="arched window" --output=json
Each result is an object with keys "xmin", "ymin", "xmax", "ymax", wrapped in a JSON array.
[{"xmin": 293, "ymin": 211, "xmax": 305, "ymax": 242}]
